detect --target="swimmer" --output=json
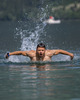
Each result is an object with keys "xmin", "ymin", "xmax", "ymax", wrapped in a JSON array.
[
  {"xmin": 44, "ymin": 16, "xmax": 61, "ymax": 24},
  {"xmin": 6, "ymin": 43, "xmax": 74, "ymax": 61}
]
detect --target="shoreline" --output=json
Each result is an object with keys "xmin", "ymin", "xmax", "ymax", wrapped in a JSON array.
[{"xmin": 0, "ymin": 19, "xmax": 80, "ymax": 22}]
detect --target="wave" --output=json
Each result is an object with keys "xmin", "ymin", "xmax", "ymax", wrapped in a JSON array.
[{"xmin": 0, "ymin": 60, "xmax": 72, "ymax": 65}]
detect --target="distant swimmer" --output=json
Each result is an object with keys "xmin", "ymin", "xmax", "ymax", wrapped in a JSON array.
[
  {"xmin": 6, "ymin": 43, "xmax": 74, "ymax": 61},
  {"xmin": 44, "ymin": 16, "xmax": 61, "ymax": 24}
]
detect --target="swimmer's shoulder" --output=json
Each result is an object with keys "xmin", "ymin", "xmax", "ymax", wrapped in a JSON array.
[
  {"xmin": 25, "ymin": 50, "xmax": 36, "ymax": 57},
  {"xmin": 29, "ymin": 50, "xmax": 36, "ymax": 55},
  {"xmin": 46, "ymin": 49, "xmax": 55, "ymax": 52},
  {"xmin": 29, "ymin": 50, "xmax": 36, "ymax": 53},
  {"xmin": 46, "ymin": 49, "xmax": 57, "ymax": 55},
  {"xmin": 45, "ymin": 50, "xmax": 53, "ymax": 55}
]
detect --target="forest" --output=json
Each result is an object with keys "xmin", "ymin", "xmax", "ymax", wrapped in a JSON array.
[{"xmin": 0, "ymin": 0, "xmax": 80, "ymax": 21}]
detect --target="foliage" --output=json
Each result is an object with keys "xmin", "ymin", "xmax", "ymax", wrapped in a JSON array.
[{"xmin": 0, "ymin": 0, "xmax": 80, "ymax": 21}]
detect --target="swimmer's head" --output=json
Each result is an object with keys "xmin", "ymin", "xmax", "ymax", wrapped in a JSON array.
[
  {"xmin": 36, "ymin": 43, "xmax": 46, "ymax": 57},
  {"xmin": 36, "ymin": 43, "xmax": 46, "ymax": 49},
  {"xmin": 49, "ymin": 16, "xmax": 54, "ymax": 19}
]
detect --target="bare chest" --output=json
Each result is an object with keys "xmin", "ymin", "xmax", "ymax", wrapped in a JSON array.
[{"xmin": 31, "ymin": 56, "xmax": 51, "ymax": 61}]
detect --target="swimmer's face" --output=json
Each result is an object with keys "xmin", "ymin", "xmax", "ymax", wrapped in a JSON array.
[{"xmin": 36, "ymin": 47, "xmax": 45, "ymax": 57}]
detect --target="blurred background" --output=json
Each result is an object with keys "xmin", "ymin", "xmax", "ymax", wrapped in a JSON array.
[{"xmin": 0, "ymin": 0, "xmax": 80, "ymax": 21}]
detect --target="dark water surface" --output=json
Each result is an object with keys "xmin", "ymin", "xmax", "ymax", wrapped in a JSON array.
[{"xmin": 0, "ymin": 20, "xmax": 80, "ymax": 100}]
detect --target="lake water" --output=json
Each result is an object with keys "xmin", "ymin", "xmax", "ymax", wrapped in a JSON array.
[{"xmin": 0, "ymin": 20, "xmax": 80, "ymax": 100}]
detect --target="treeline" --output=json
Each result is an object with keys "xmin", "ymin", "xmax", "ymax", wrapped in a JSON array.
[{"xmin": 0, "ymin": 0, "xmax": 80, "ymax": 21}]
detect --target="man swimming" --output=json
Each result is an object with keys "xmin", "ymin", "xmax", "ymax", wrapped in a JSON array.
[{"xmin": 6, "ymin": 43, "xmax": 74, "ymax": 61}]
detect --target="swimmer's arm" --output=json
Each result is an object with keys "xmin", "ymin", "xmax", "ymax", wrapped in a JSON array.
[
  {"xmin": 52, "ymin": 49, "xmax": 74, "ymax": 60},
  {"xmin": 6, "ymin": 51, "xmax": 28, "ymax": 58}
]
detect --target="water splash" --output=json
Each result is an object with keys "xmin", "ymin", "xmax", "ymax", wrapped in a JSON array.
[
  {"xmin": 8, "ymin": 7, "xmax": 47, "ymax": 62},
  {"xmin": 15, "ymin": 5, "xmax": 48, "ymax": 51},
  {"xmin": 20, "ymin": 22, "xmax": 46, "ymax": 51}
]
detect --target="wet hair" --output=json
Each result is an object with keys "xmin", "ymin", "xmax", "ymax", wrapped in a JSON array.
[{"xmin": 37, "ymin": 43, "xmax": 46, "ymax": 49}]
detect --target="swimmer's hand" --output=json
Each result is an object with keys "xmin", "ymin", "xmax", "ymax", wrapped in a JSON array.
[
  {"xmin": 5, "ymin": 53, "xmax": 9, "ymax": 59},
  {"xmin": 70, "ymin": 53, "xmax": 74, "ymax": 60}
]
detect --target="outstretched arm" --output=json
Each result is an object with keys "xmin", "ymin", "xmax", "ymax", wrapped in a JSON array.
[
  {"xmin": 53, "ymin": 49, "xmax": 74, "ymax": 60},
  {"xmin": 6, "ymin": 51, "xmax": 28, "ymax": 58}
]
